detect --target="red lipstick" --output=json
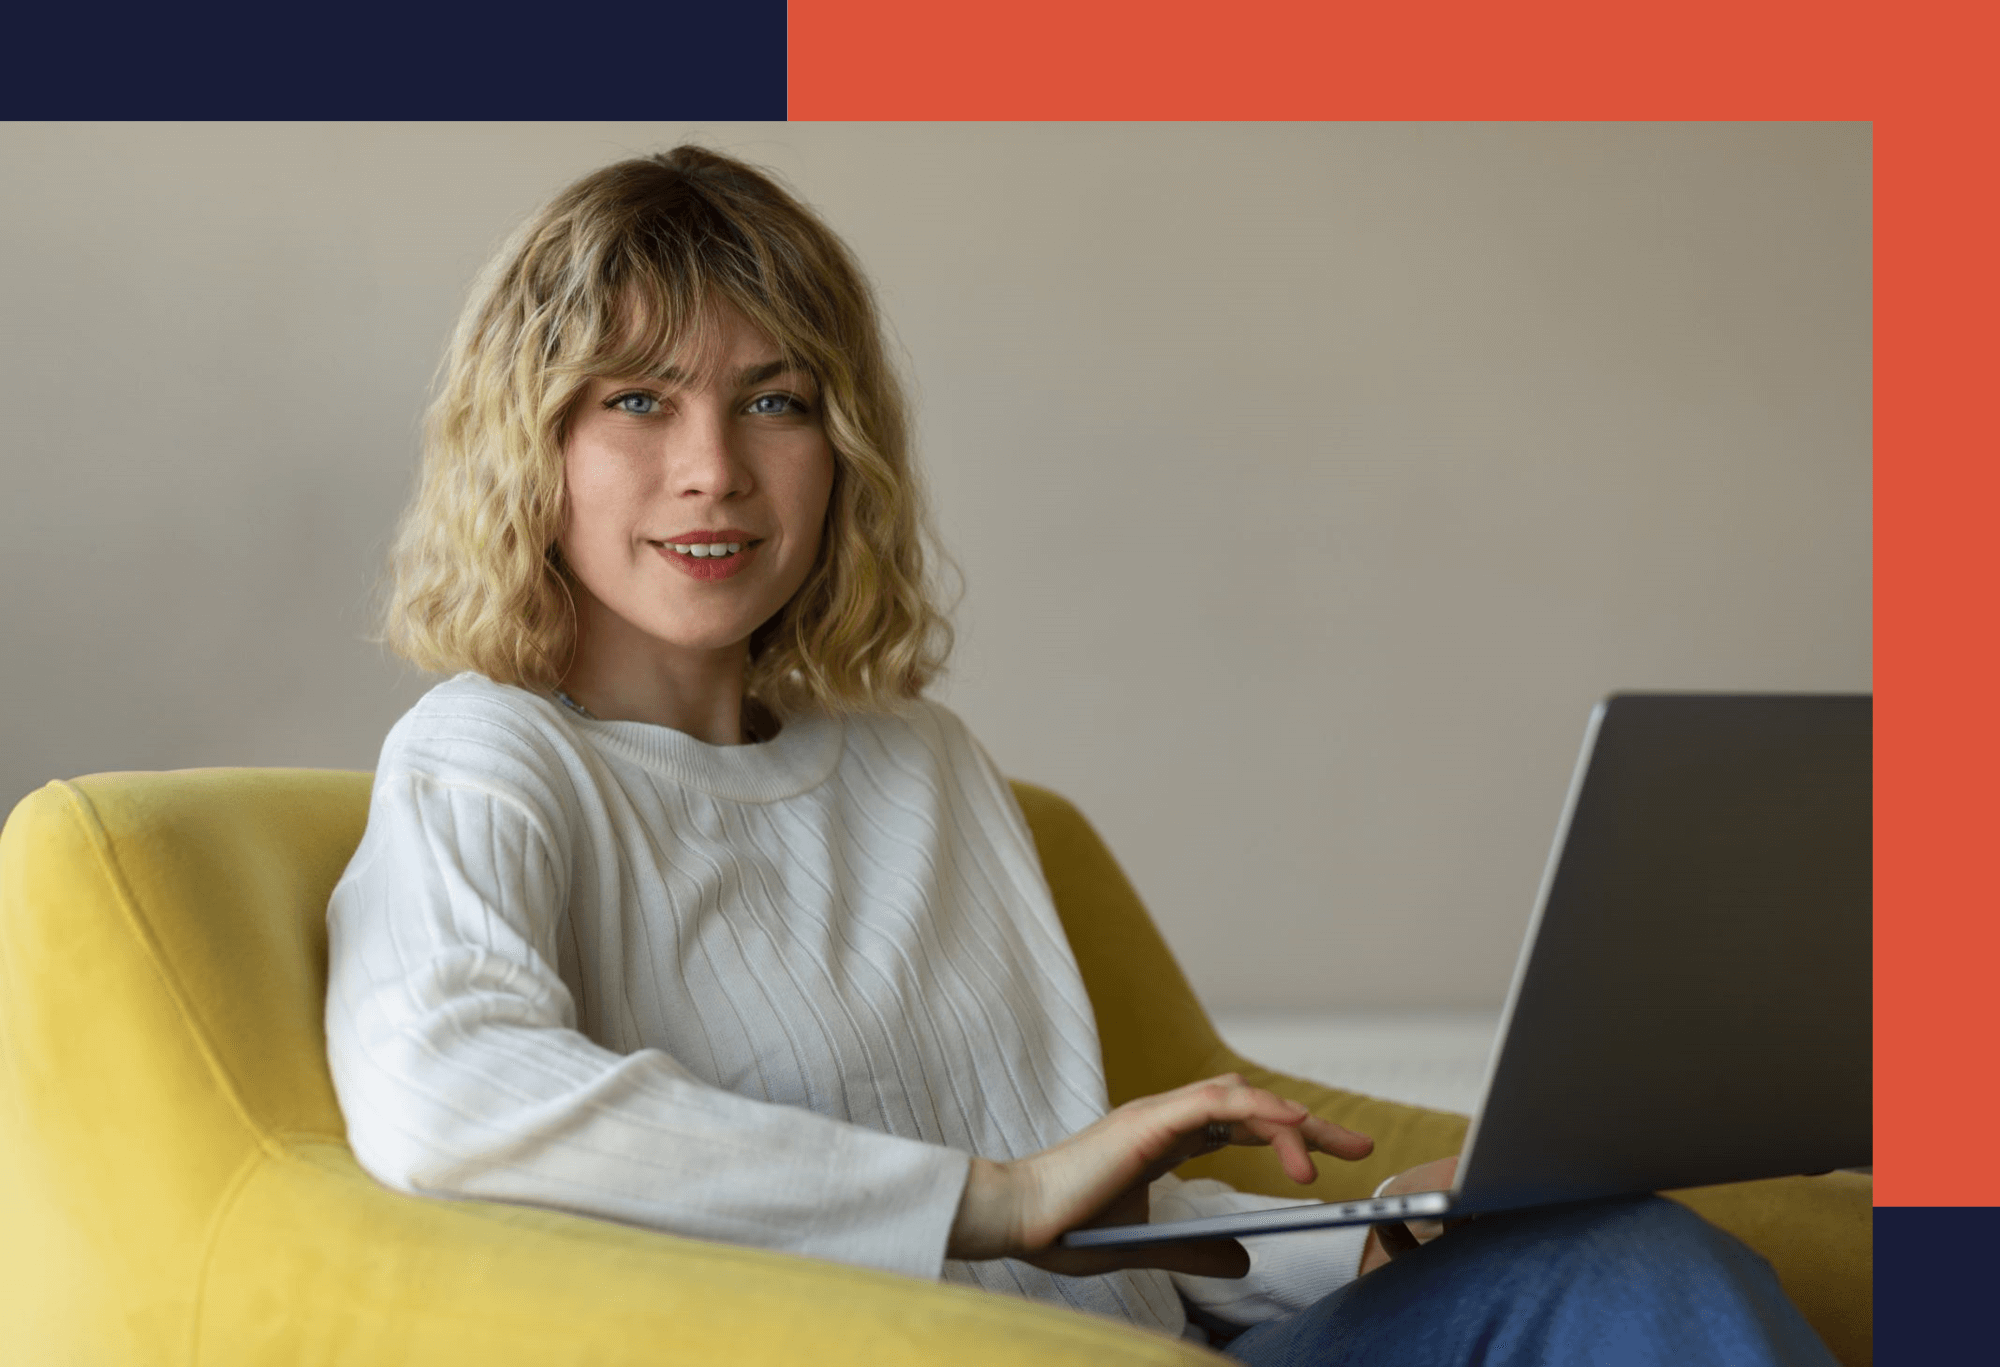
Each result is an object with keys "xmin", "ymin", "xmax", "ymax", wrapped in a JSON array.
[{"xmin": 652, "ymin": 531, "xmax": 761, "ymax": 581}]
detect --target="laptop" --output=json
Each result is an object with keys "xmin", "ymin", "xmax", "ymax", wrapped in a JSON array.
[{"xmin": 1062, "ymin": 692, "xmax": 1871, "ymax": 1251}]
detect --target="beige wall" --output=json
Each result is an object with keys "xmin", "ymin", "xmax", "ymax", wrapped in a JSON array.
[{"xmin": 0, "ymin": 122, "xmax": 1870, "ymax": 1011}]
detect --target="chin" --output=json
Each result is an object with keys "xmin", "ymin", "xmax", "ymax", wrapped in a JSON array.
[{"xmin": 640, "ymin": 620, "xmax": 764, "ymax": 655}]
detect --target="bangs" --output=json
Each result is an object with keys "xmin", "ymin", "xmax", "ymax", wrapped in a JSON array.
[
  {"xmin": 548, "ymin": 176, "xmax": 831, "ymax": 393},
  {"xmin": 580, "ymin": 277, "xmax": 728, "ymax": 384},
  {"xmin": 565, "ymin": 268, "xmax": 817, "ymax": 398}
]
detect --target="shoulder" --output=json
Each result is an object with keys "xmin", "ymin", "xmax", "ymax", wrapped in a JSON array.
[
  {"xmin": 374, "ymin": 673, "xmax": 586, "ymax": 818},
  {"xmin": 338, "ymin": 679, "xmax": 580, "ymax": 944},
  {"xmin": 840, "ymin": 695, "xmax": 987, "ymax": 767},
  {"xmin": 838, "ymin": 697, "xmax": 1029, "ymax": 817}
]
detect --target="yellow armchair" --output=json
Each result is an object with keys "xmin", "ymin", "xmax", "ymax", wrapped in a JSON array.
[{"xmin": 0, "ymin": 769, "xmax": 1869, "ymax": 1365}]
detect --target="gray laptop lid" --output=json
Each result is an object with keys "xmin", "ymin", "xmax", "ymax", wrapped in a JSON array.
[
  {"xmin": 1449, "ymin": 691, "xmax": 1871, "ymax": 1214},
  {"xmin": 1060, "ymin": 692, "xmax": 1870, "ymax": 1250}
]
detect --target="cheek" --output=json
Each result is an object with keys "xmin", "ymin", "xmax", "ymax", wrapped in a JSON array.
[
  {"xmin": 793, "ymin": 464, "xmax": 837, "ymax": 572},
  {"xmin": 559, "ymin": 449, "xmax": 640, "ymax": 548},
  {"xmin": 803, "ymin": 449, "xmax": 837, "ymax": 539}
]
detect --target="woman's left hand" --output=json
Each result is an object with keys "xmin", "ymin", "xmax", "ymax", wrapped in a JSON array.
[{"xmin": 1356, "ymin": 1155, "xmax": 1465, "ymax": 1275}]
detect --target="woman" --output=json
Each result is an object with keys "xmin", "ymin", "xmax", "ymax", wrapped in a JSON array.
[{"xmin": 325, "ymin": 145, "xmax": 1835, "ymax": 1363}]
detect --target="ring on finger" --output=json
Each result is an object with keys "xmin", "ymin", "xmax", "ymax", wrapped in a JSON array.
[{"xmin": 1202, "ymin": 1121, "xmax": 1233, "ymax": 1151}]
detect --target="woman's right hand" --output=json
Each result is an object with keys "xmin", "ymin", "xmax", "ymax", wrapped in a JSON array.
[{"xmin": 946, "ymin": 1074, "xmax": 1374, "ymax": 1279}]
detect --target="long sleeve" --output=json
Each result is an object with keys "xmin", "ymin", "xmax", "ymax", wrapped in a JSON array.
[
  {"xmin": 1150, "ymin": 1174, "xmax": 1371, "ymax": 1327},
  {"xmin": 324, "ymin": 673, "xmax": 1213, "ymax": 1338},
  {"xmin": 325, "ymin": 769, "xmax": 972, "ymax": 1279}
]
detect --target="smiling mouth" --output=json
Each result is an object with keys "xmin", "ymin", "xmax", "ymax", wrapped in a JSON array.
[
  {"xmin": 650, "ymin": 538, "xmax": 762, "ymax": 580},
  {"xmin": 659, "ymin": 541, "xmax": 750, "ymax": 559}
]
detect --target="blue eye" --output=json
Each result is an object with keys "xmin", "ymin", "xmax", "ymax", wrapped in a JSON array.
[
  {"xmin": 747, "ymin": 392, "xmax": 811, "ymax": 417},
  {"xmin": 605, "ymin": 391, "xmax": 661, "ymax": 416}
]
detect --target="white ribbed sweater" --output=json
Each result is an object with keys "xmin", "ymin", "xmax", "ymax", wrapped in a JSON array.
[{"xmin": 324, "ymin": 673, "xmax": 1367, "ymax": 1337}]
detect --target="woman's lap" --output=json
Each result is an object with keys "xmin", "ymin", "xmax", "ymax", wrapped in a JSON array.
[{"xmin": 1220, "ymin": 1196, "xmax": 1839, "ymax": 1367}]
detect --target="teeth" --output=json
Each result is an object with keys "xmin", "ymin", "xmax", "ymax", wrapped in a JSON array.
[{"xmin": 669, "ymin": 542, "xmax": 744, "ymax": 558}]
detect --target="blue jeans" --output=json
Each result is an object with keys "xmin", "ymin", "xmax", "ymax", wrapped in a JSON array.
[{"xmin": 1220, "ymin": 1197, "xmax": 1839, "ymax": 1367}]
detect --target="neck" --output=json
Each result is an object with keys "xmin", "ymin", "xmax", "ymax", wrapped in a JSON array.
[{"xmin": 560, "ymin": 599, "xmax": 760, "ymax": 747}]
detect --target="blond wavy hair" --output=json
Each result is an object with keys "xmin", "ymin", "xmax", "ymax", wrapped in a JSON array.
[{"xmin": 379, "ymin": 145, "xmax": 955, "ymax": 715}]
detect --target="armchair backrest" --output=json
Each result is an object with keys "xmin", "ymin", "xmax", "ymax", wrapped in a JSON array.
[
  {"xmin": 0, "ymin": 769, "xmax": 372, "ymax": 1354},
  {"xmin": 1007, "ymin": 781, "xmax": 1234, "ymax": 1102}
]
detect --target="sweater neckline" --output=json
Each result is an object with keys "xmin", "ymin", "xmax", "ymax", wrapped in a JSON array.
[{"xmin": 555, "ymin": 700, "xmax": 846, "ymax": 803}]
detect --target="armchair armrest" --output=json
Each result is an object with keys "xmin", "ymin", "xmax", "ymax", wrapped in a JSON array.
[
  {"xmin": 204, "ymin": 1140, "xmax": 1225, "ymax": 1366},
  {"xmin": 1666, "ymin": 1171, "xmax": 1872, "ymax": 1367}
]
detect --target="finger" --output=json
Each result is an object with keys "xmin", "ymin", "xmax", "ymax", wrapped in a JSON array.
[
  {"xmin": 1131, "ymin": 1077, "xmax": 1345, "ymax": 1184},
  {"xmin": 1239, "ymin": 1112, "xmax": 1372, "ymax": 1180},
  {"xmin": 1205, "ymin": 1102, "xmax": 1373, "ymax": 1162},
  {"xmin": 1241, "ymin": 1116, "xmax": 1321, "ymax": 1184},
  {"xmin": 1140, "ymin": 1081, "xmax": 1303, "ymax": 1151},
  {"xmin": 1175, "ymin": 1076, "xmax": 1313, "ymax": 1128},
  {"xmin": 1204, "ymin": 1079, "xmax": 1372, "ymax": 1153},
  {"xmin": 1297, "ymin": 1114, "xmax": 1375, "ymax": 1160},
  {"xmin": 1182, "ymin": 1111, "xmax": 1366, "ymax": 1186}
]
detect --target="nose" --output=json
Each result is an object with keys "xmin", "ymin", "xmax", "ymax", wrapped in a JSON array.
[{"xmin": 665, "ymin": 401, "xmax": 752, "ymax": 500}]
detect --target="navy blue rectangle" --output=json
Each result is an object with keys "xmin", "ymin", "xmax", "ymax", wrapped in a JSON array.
[
  {"xmin": 6, "ymin": 1, "xmax": 787, "ymax": 119},
  {"xmin": 1877, "ymin": 1206, "xmax": 1990, "ymax": 1362}
]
